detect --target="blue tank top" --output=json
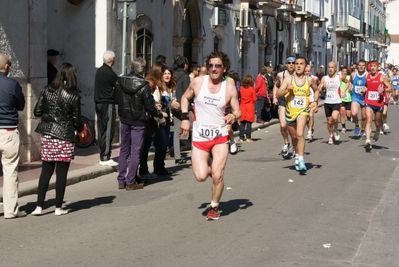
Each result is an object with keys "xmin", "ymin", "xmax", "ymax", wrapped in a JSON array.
[
  {"xmin": 352, "ymin": 72, "xmax": 367, "ymax": 101},
  {"xmin": 392, "ymin": 75, "xmax": 399, "ymax": 90}
]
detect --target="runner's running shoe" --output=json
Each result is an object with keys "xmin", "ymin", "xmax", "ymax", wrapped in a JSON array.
[
  {"xmin": 229, "ymin": 140, "xmax": 238, "ymax": 154},
  {"xmin": 383, "ymin": 123, "xmax": 389, "ymax": 132},
  {"xmin": 354, "ymin": 127, "xmax": 360, "ymax": 136},
  {"xmin": 328, "ymin": 136, "xmax": 333, "ymax": 145},
  {"xmin": 281, "ymin": 143, "xmax": 291, "ymax": 157},
  {"xmin": 206, "ymin": 206, "xmax": 220, "ymax": 221},
  {"xmin": 297, "ymin": 159, "xmax": 307, "ymax": 171},
  {"xmin": 364, "ymin": 140, "xmax": 372, "ymax": 151},
  {"xmin": 361, "ymin": 132, "xmax": 366, "ymax": 140},
  {"xmin": 334, "ymin": 130, "xmax": 341, "ymax": 141},
  {"xmin": 307, "ymin": 131, "xmax": 313, "ymax": 141},
  {"xmin": 373, "ymin": 132, "xmax": 380, "ymax": 142}
]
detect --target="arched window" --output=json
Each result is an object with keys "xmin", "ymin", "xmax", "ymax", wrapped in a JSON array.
[{"xmin": 136, "ymin": 28, "xmax": 153, "ymax": 74}]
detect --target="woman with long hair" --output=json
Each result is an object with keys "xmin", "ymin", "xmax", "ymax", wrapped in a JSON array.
[
  {"xmin": 32, "ymin": 63, "xmax": 83, "ymax": 216},
  {"xmin": 138, "ymin": 62, "xmax": 166, "ymax": 179},
  {"xmin": 153, "ymin": 67, "xmax": 176, "ymax": 175}
]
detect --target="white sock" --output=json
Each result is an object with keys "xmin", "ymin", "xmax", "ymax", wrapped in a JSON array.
[
  {"xmin": 210, "ymin": 201, "xmax": 219, "ymax": 208},
  {"xmin": 298, "ymin": 156, "xmax": 304, "ymax": 161}
]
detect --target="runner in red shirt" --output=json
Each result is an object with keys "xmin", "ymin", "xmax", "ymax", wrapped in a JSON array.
[{"xmin": 363, "ymin": 60, "xmax": 392, "ymax": 151}]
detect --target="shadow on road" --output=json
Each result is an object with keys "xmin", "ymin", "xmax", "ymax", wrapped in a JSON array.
[
  {"xmin": 198, "ymin": 198, "xmax": 254, "ymax": 217},
  {"xmin": 64, "ymin": 195, "xmax": 116, "ymax": 213}
]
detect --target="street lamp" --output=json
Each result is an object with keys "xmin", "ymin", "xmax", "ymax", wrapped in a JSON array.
[{"xmin": 324, "ymin": 25, "xmax": 333, "ymax": 74}]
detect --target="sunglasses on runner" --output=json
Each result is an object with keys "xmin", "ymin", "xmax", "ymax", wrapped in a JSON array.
[
  {"xmin": 286, "ymin": 62, "xmax": 295, "ymax": 65},
  {"xmin": 207, "ymin": 64, "xmax": 223, "ymax": 69}
]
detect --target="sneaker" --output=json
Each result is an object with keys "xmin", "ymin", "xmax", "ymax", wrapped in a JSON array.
[
  {"xmin": 383, "ymin": 123, "xmax": 389, "ymax": 131},
  {"xmin": 354, "ymin": 127, "xmax": 360, "ymax": 136},
  {"xmin": 31, "ymin": 207, "xmax": 43, "ymax": 216},
  {"xmin": 297, "ymin": 159, "xmax": 307, "ymax": 171},
  {"xmin": 238, "ymin": 139, "xmax": 245, "ymax": 143},
  {"xmin": 175, "ymin": 159, "xmax": 187, "ymax": 165},
  {"xmin": 206, "ymin": 206, "xmax": 220, "ymax": 221},
  {"xmin": 294, "ymin": 157, "xmax": 299, "ymax": 170},
  {"xmin": 373, "ymin": 131, "xmax": 380, "ymax": 142},
  {"xmin": 246, "ymin": 138, "xmax": 253, "ymax": 143},
  {"xmin": 380, "ymin": 130, "xmax": 384, "ymax": 135},
  {"xmin": 328, "ymin": 136, "xmax": 333, "ymax": 145},
  {"xmin": 99, "ymin": 159, "xmax": 118, "ymax": 167},
  {"xmin": 306, "ymin": 131, "xmax": 312, "ymax": 141},
  {"xmin": 229, "ymin": 140, "xmax": 238, "ymax": 154},
  {"xmin": 361, "ymin": 132, "xmax": 366, "ymax": 140},
  {"xmin": 341, "ymin": 128, "xmax": 346, "ymax": 134},
  {"xmin": 138, "ymin": 172, "xmax": 158, "ymax": 180},
  {"xmin": 55, "ymin": 208, "xmax": 68, "ymax": 216},
  {"xmin": 334, "ymin": 130, "xmax": 340, "ymax": 141},
  {"xmin": 281, "ymin": 143, "xmax": 291, "ymax": 157},
  {"xmin": 364, "ymin": 140, "xmax": 372, "ymax": 151}
]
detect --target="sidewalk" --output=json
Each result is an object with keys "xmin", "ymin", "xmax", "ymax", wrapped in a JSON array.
[{"xmin": 0, "ymin": 118, "xmax": 283, "ymax": 199}]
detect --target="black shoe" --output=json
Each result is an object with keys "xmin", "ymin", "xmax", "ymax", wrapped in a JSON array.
[
  {"xmin": 118, "ymin": 183, "xmax": 125, "ymax": 190},
  {"xmin": 5, "ymin": 211, "xmax": 27, "ymax": 219},
  {"xmin": 175, "ymin": 159, "xmax": 187, "ymax": 165}
]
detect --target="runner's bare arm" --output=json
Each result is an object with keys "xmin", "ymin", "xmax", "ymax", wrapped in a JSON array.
[
  {"xmin": 272, "ymin": 73, "xmax": 282, "ymax": 104},
  {"xmin": 226, "ymin": 83, "xmax": 241, "ymax": 124},
  {"xmin": 276, "ymin": 76, "xmax": 291, "ymax": 99},
  {"xmin": 382, "ymin": 75, "xmax": 393, "ymax": 93}
]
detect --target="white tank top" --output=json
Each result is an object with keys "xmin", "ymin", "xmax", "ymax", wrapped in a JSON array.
[
  {"xmin": 192, "ymin": 75, "xmax": 228, "ymax": 142},
  {"xmin": 324, "ymin": 75, "xmax": 342, "ymax": 104}
]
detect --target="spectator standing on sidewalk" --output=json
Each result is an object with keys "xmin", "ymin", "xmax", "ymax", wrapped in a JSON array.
[
  {"xmin": 171, "ymin": 55, "xmax": 190, "ymax": 165},
  {"xmin": 32, "ymin": 63, "xmax": 83, "ymax": 216},
  {"xmin": 238, "ymin": 75, "xmax": 257, "ymax": 142},
  {"xmin": 153, "ymin": 67, "xmax": 176, "ymax": 175},
  {"xmin": 254, "ymin": 66, "xmax": 268, "ymax": 123},
  {"xmin": 94, "ymin": 51, "xmax": 118, "ymax": 167},
  {"xmin": 0, "ymin": 53, "xmax": 26, "ymax": 219},
  {"xmin": 115, "ymin": 58, "xmax": 166, "ymax": 190},
  {"xmin": 138, "ymin": 62, "xmax": 166, "ymax": 179}
]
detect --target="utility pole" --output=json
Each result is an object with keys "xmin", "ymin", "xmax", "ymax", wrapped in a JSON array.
[{"xmin": 117, "ymin": 0, "xmax": 136, "ymax": 75}]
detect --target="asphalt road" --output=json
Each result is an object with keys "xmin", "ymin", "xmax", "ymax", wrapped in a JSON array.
[{"xmin": 1, "ymin": 106, "xmax": 399, "ymax": 267}]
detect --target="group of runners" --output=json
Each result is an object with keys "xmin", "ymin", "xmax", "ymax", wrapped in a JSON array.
[
  {"xmin": 272, "ymin": 57, "xmax": 394, "ymax": 172},
  {"xmin": 177, "ymin": 50, "xmax": 395, "ymax": 221}
]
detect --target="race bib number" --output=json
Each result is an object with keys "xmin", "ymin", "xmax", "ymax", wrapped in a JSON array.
[
  {"xmin": 290, "ymin": 96, "xmax": 306, "ymax": 108},
  {"xmin": 368, "ymin": 91, "xmax": 380, "ymax": 101},
  {"xmin": 393, "ymin": 81, "xmax": 398, "ymax": 86},
  {"xmin": 326, "ymin": 91, "xmax": 338, "ymax": 100},
  {"xmin": 199, "ymin": 124, "xmax": 222, "ymax": 140},
  {"xmin": 354, "ymin": 86, "xmax": 363, "ymax": 94}
]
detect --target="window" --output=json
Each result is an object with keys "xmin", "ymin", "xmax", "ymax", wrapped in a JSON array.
[{"xmin": 136, "ymin": 28, "xmax": 153, "ymax": 74}]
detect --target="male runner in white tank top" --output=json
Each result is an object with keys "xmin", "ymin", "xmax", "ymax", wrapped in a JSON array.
[
  {"xmin": 180, "ymin": 51, "xmax": 241, "ymax": 221},
  {"xmin": 318, "ymin": 61, "xmax": 348, "ymax": 145}
]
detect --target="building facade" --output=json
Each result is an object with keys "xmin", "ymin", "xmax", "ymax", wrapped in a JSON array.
[{"xmin": 0, "ymin": 0, "xmax": 388, "ymax": 163}]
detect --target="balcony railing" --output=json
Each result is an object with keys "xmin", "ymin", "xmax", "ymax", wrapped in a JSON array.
[{"xmin": 335, "ymin": 12, "xmax": 360, "ymax": 33}]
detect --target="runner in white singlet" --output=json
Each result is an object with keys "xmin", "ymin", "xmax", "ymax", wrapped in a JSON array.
[{"xmin": 180, "ymin": 51, "xmax": 241, "ymax": 221}]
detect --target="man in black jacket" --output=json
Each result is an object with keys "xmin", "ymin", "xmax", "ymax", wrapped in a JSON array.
[
  {"xmin": 115, "ymin": 58, "xmax": 166, "ymax": 190},
  {"xmin": 0, "ymin": 53, "xmax": 26, "ymax": 219},
  {"xmin": 171, "ymin": 55, "xmax": 190, "ymax": 164},
  {"xmin": 94, "ymin": 51, "xmax": 118, "ymax": 167}
]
